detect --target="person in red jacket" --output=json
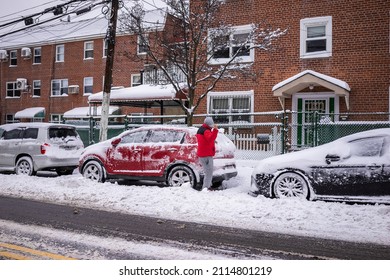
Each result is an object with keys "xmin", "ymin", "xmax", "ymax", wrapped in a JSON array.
[{"xmin": 196, "ymin": 116, "xmax": 218, "ymax": 190}]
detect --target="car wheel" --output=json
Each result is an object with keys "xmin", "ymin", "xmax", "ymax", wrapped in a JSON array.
[
  {"xmin": 56, "ymin": 168, "xmax": 74, "ymax": 176},
  {"xmin": 273, "ymin": 171, "xmax": 309, "ymax": 199},
  {"xmin": 167, "ymin": 165, "xmax": 195, "ymax": 188},
  {"xmin": 15, "ymin": 156, "xmax": 35, "ymax": 176},
  {"xmin": 82, "ymin": 161, "xmax": 106, "ymax": 182}
]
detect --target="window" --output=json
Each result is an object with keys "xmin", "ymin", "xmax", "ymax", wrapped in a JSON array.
[
  {"xmin": 121, "ymin": 131, "xmax": 148, "ymax": 144},
  {"xmin": 2, "ymin": 128, "xmax": 23, "ymax": 140},
  {"xmin": 6, "ymin": 82, "xmax": 21, "ymax": 98},
  {"xmin": 83, "ymin": 77, "xmax": 93, "ymax": 94},
  {"xmin": 131, "ymin": 74, "xmax": 141, "ymax": 86},
  {"xmin": 56, "ymin": 45, "xmax": 65, "ymax": 62},
  {"xmin": 6, "ymin": 114, "xmax": 16, "ymax": 123},
  {"xmin": 349, "ymin": 137, "xmax": 385, "ymax": 157},
  {"xmin": 51, "ymin": 79, "xmax": 68, "ymax": 96},
  {"xmin": 51, "ymin": 114, "xmax": 63, "ymax": 123},
  {"xmin": 137, "ymin": 35, "xmax": 149, "ymax": 55},
  {"xmin": 103, "ymin": 39, "xmax": 108, "ymax": 57},
  {"xmin": 208, "ymin": 91, "xmax": 254, "ymax": 124},
  {"xmin": 9, "ymin": 50, "xmax": 17, "ymax": 66},
  {"xmin": 23, "ymin": 128, "xmax": 39, "ymax": 139},
  {"xmin": 31, "ymin": 80, "xmax": 41, "ymax": 97},
  {"xmin": 84, "ymin": 41, "xmax": 94, "ymax": 59},
  {"xmin": 209, "ymin": 25, "xmax": 253, "ymax": 64},
  {"xmin": 33, "ymin": 47, "xmax": 41, "ymax": 64},
  {"xmin": 148, "ymin": 130, "xmax": 185, "ymax": 143},
  {"xmin": 300, "ymin": 16, "xmax": 332, "ymax": 58}
]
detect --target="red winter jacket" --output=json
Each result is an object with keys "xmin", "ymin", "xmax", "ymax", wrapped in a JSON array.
[{"xmin": 196, "ymin": 124, "xmax": 218, "ymax": 157}]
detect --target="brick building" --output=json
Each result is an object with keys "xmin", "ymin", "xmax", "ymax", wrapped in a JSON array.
[{"xmin": 0, "ymin": 1, "xmax": 389, "ymax": 144}]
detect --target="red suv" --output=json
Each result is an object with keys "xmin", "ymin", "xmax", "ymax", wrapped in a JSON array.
[{"xmin": 79, "ymin": 125, "xmax": 237, "ymax": 189}]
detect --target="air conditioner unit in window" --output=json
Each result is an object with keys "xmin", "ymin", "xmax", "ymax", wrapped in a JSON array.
[
  {"xmin": 21, "ymin": 47, "xmax": 31, "ymax": 59},
  {"xmin": 68, "ymin": 85, "xmax": 79, "ymax": 94},
  {"xmin": 16, "ymin": 78, "xmax": 28, "ymax": 90},
  {"xmin": 0, "ymin": 50, "xmax": 8, "ymax": 61}
]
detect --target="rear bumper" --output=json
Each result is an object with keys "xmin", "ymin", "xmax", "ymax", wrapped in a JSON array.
[{"xmin": 33, "ymin": 155, "xmax": 79, "ymax": 170}]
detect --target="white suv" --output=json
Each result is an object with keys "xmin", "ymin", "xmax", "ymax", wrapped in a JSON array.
[{"xmin": 0, "ymin": 123, "xmax": 84, "ymax": 176}]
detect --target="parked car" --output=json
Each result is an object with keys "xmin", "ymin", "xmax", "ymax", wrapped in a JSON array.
[
  {"xmin": 79, "ymin": 125, "xmax": 238, "ymax": 189},
  {"xmin": 250, "ymin": 128, "xmax": 390, "ymax": 203},
  {"xmin": 0, "ymin": 123, "xmax": 84, "ymax": 176}
]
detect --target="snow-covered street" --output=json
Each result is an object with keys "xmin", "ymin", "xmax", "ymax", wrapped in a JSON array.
[{"xmin": 1, "ymin": 160, "xmax": 389, "ymax": 246}]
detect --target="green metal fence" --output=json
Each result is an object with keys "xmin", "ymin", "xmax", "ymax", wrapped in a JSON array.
[{"xmin": 68, "ymin": 112, "xmax": 390, "ymax": 160}]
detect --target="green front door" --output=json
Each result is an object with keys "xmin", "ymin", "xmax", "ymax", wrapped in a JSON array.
[{"xmin": 297, "ymin": 97, "xmax": 334, "ymax": 147}]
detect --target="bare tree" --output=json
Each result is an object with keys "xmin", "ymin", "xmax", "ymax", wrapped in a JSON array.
[{"xmin": 120, "ymin": 0, "xmax": 287, "ymax": 125}]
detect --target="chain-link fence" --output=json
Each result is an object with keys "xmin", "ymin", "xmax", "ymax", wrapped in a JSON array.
[{"xmin": 66, "ymin": 111, "xmax": 390, "ymax": 161}]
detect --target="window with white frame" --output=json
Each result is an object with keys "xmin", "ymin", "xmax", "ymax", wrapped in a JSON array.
[
  {"xmin": 51, "ymin": 114, "xmax": 63, "ymax": 123},
  {"xmin": 6, "ymin": 82, "xmax": 21, "ymax": 98},
  {"xmin": 137, "ymin": 35, "xmax": 149, "ymax": 55},
  {"xmin": 83, "ymin": 77, "xmax": 93, "ymax": 94},
  {"xmin": 9, "ymin": 50, "xmax": 17, "ymax": 66},
  {"xmin": 33, "ymin": 80, "xmax": 41, "ymax": 97},
  {"xmin": 103, "ymin": 39, "xmax": 108, "ymax": 57},
  {"xmin": 51, "ymin": 79, "xmax": 68, "ymax": 96},
  {"xmin": 300, "ymin": 16, "xmax": 332, "ymax": 58},
  {"xmin": 84, "ymin": 41, "xmax": 94, "ymax": 59},
  {"xmin": 209, "ymin": 25, "xmax": 253, "ymax": 64},
  {"xmin": 33, "ymin": 47, "xmax": 41, "ymax": 64},
  {"xmin": 208, "ymin": 91, "xmax": 254, "ymax": 124},
  {"xmin": 6, "ymin": 114, "xmax": 17, "ymax": 123},
  {"xmin": 56, "ymin": 44, "xmax": 65, "ymax": 62},
  {"xmin": 131, "ymin": 74, "xmax": 141, "ymax": 86}
]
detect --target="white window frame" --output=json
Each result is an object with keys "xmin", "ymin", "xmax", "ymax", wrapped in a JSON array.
[
  {"xmin": 32, "ymin": 80, "xmax": 41, "ymax": 97},
  {"xmin": 9, "ymin": 50, "xmax": 17, "ymax": 66},
  {"xmin": 6, "ymin": 81, "xmax": 21, "ymax": 98},
  {"xmin": 131, "ymin": 74, "xmax": 141, "ymax": 87},
  {"xmin": 83, "ymin": 77, "xmax": 93, "ymax": 95},
  {"xmin": 33, "ymin": 47, "xmax": 41, "ymax": 64},
  {"xmin": 6, "ymin": 114, "xmax": 17, "ymax": 123},
  {"xmin": 208, "ymin": 25, "xmax": 254, "ymax": 65},
  {"xmin": 50, "ymin": 114, "xmax": 63, "ymax": 123},
  {"xmin": 56, "ymin": 44, "xmax": 65, "ymax": 62},
  {"xmin": 51, "ymin": 79, "xmax": 68, "ymax": 96},
  {"xmin": 103, "ymin": 39, "xmax": 108, "ymax": 58},
  {"xmin": 300, "ymin": 16, "xmax": 332, "ymax": 59},
  {"xmin": 84, "ymin": 41, "xmax": 94, "ymax": 59},
  {"xmin": 137, "ymin": 35, "xmax": 149, "ymax": 55},
  {"xmin": 207, "ymin": 90, "xmax": 254, "ymax": 127}
]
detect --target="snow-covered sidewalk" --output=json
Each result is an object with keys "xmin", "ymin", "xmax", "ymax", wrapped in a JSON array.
[{"xmin": 0, "ymin": 160, "xmax": 389, "ymax": 245}]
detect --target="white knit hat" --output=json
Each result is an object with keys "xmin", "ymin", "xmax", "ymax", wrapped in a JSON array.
[{"xmin": 204, "ymin": 116, "xmax": 214, "ymax": 127}]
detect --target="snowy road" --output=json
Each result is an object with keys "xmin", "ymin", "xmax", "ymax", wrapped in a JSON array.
[{"xmin": 2, "ymin": 196, "xmax": 390, "ymax": 260}]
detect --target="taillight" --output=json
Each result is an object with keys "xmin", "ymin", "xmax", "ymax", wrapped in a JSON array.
[{"xmin": 40, "ymin": 143, "xmax": 50, "ymax": 154}]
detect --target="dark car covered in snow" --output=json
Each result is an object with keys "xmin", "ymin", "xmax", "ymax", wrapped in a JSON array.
[
  {"xmin": 79, "ymin": 125, "xmax": 237, "ymax": 189},
  {"xmin": 0, "ymin": 122, "xmax": 84, "ymax": 176},
  {"xmin": 250, "ymin": 128, "xmax": 390, "ymax": 203}
]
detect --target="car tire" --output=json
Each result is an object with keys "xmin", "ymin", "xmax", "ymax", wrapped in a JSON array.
[
  {"xmin": 56, "ymin": 168, "xmax": 74, "ymax": 176},
  {"xmin": 15, "ymin": 156, "xmax": 35, "ymax": 176},
  {"xmin": 273, "ymin": 171, "xmax": 310, "ymax": 199},
  {"xmin": 167, "ymin": 165, "xmax": 196, "ymax": 188},
  {"xmin": 82, "ymin": 161, "xmax": 106, "ymax": 182}
]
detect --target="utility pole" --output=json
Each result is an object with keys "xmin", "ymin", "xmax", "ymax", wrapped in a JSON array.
[{"xmin": 100, "ymin": 0, "xmax": 119, "ymax": 141}]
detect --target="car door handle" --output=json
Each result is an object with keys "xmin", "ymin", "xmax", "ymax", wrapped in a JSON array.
[
  {"xmin": 168, "ymin": 148, "xmax": 177, "ymax": 152},
  {"xmin": 133, "ymin": 149, "xmax": 142, "ymax": 152}
]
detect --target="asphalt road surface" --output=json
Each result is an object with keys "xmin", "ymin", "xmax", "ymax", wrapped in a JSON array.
[{"xmin": 0, "ymin": 196, "xmax": 389, "ymax": 260}]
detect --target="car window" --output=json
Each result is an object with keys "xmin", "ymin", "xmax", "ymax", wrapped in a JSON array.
[
  {"xmin": 23, "ymin": 128, "xmax": 39, "ymax": 139},
  {"xmin": 0, "ymin": 128, "xmax": 4, "ymax": 138},
  {"xmin": 2, "ymin": 128, "xmax": 23, "ymax": 140},
  {"xmin": 121, "ymin": 130, "xmax": 148, "ymax": 144},
  {"xmin": 348, "ymin": 136, "xmax": 384, "ymax": 157},
  {"xmin": 148, "ymin": 130, "xmax": 185, "ymax": 143},
  {"xmin": 49, "ymin": 127, "xmax": 77, "ymax": 139}
]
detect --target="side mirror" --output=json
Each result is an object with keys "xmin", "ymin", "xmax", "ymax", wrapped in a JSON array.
[
  {"xmin": 111, "ymin": 138, "xmax": 121, "ymax": 147},
  {"xmin": 325, "ymin": 154, "xmax": 340, "ymax": 164}
]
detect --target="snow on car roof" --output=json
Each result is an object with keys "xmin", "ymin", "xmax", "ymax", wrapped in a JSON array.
[{"xmin": 0, "ymin": 122, "xmax": 76, "ymax": 131}]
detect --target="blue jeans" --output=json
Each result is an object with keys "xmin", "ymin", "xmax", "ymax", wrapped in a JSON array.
[{"xmin": 199, "ymin": 156, "xmax": 214, "ymax": 189}]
